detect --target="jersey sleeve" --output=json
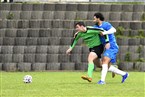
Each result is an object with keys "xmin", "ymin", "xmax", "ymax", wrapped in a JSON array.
[
  {"xmin": 104, "ymin": 35, "xmax": 109, "ymax": 43},
  {"xmin": 100, "ymin": 35, "xmax": 109, "ymax": 45},
  {"xmin": 70, "ymin": 33, "xmax": 80, "ymax": 49},
  {"xmin": 87, "ymin": 26, "xmax": 104, "ymax": 34}
]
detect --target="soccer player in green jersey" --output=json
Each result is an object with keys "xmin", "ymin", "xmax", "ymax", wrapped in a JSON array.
[{"xmin": 66, "ymin": 22, "xmax": 109, "ymax": 82}]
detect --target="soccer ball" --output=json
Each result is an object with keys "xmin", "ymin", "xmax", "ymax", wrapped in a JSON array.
[{"xmin": 23, "ymin": 75, "xmax": 32, "ymax": 83}]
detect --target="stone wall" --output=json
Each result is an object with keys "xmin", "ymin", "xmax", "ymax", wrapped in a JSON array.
[
  {"xmin": 12, "ymin": 0, "xmax": 145, "ymax": 3},
  {"xmin": 0, "ymin": 3, "xmax": 145, "ymax": 71}
]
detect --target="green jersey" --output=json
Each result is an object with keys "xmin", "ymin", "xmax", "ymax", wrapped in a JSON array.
[{"xmin": 70, "ymin": 26, "xmax": 109, "ymax": 49}]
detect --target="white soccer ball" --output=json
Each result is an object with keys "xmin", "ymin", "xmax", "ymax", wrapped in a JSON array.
[{"xmin": 23, "ymin": 75, "xmax": 32, "ymax": 83}]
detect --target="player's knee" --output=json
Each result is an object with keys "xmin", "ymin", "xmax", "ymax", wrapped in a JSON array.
[
  {"xmin": 88, "ymin": 52, "xmax": 98, "ymax": 61},
  {"xmin": 102, "ymin": 56, "xmax": 110, "ymax": 64},
  {"xmin": 89, "ymin": 57, "xmax": 97, "ymax": 62}
]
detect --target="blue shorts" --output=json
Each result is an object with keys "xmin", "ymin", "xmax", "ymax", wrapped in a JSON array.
[{"xmin": 103, "ymin": 48, "xmax": 118, "ymax": 64}]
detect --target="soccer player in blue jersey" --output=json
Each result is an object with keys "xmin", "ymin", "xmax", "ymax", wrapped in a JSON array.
[{"xmin": 93, "ymin": 13, "xmax": 129, "ymax": 84}]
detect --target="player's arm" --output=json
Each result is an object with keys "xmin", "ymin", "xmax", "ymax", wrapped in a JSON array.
[
  {"xmin": 102, "ymin": 27, "xmax": 116, "ymax": 35},
  {"xmin": 87, "ymin": 26, "xmax": 104, "ymax": 31},
  {"xmin": 87, "ymin": 26, "xmax": 104, "ymax": 34},
  {"xmin": 66, "ymin": 33, "xmax": 80, "ymax": 55},
  {"xmin": 88, "ymin": 27, "xmax": 111, "ymax": 49},
  {"xmin": 104, "ymin": 35, "xmax": 110, "ymax": 49},
  {"xmin": 100, "ymin": 22, "xmax": 116, "ymax": 35},
  {"xmin": 73, "ymin": 31, "xmax": 78, "ymax": 38}
]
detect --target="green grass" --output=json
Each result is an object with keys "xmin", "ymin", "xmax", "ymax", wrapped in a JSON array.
[{"xmin": 0, "ymin": 71, "xmax": 144, "ymax": 97}]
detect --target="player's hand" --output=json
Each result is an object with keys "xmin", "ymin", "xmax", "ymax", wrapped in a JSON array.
[
  {"xmin": 105, "ymin": 43, "xmax": 110, "ymax": 49},
  {"xmin": 66, "ymin": 48, "xmax": 72, "ymax": 55},
  {"xmin": 100, "ymin": 31, "xmax": 104, "ymax": 36}
]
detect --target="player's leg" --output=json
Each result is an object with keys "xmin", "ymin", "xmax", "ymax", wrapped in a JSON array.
[
  {"xmin": 92, "ymin": 44, "xmax": 104, "ymax": 69},
  {"xmin": 111, "ymin": 67, "xmax": 116, "ymax": 78},
  {"xmin": 93, "ymin": 58, "xmax": 102, "ymax": 68},
  {"xmin": 81, "ymin": 52, "xmax": 98, "ymax": 82},
  {"xmin": 108, "ymin": 63, "xmax": 129, "ymax": 83},
  {"xmin": 94, "ymin": 58, "xmax": 116, "ymax": 78},
  {"xmin": 108, "ymin": 63, "xmax": 116, "ymax": 78},
  {"xmin": 106, "ymin": 51, "xmax": 129, "ymax": 83},
  {"xmin": 98, "ymin": 56, "xmax": 110, "ymax": 84},
  {"xmin": 98, "ymin": 48, "xmax": 117, "ymax": 84},
  {"xmin": 82, "ymin": 44, "xmax": 104, "ymax": 82},
  {"xmin": 87, "ymin": 52, "xmax": 98, "ymax": 78}
]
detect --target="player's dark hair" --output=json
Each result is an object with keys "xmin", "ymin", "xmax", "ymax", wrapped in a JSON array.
[
  {"xmin": 94, "ymin": 13, "xmax": 105, "ymax": 21},
  {"xmin": 75, "ymin": 22, "xmax": 86, "ymax": 27}
]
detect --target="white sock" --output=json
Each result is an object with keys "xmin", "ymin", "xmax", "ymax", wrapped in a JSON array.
[
  {"xmin": 108, "ymin": 65, "xmax": 126, "ymax": 76},
  {"xmin": 101, "ymin": 64, "xmax": 108, "ymax": 82}
]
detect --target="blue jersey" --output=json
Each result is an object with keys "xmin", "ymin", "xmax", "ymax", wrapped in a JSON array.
[{"xmin": 93, "ymin": 22, "xmax": 119, "ymax": 49}]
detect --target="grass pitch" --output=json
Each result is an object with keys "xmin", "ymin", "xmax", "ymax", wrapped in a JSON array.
[{"xmin": 0, "ymin": 71, "xmax": 144, "ymax": 97}]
